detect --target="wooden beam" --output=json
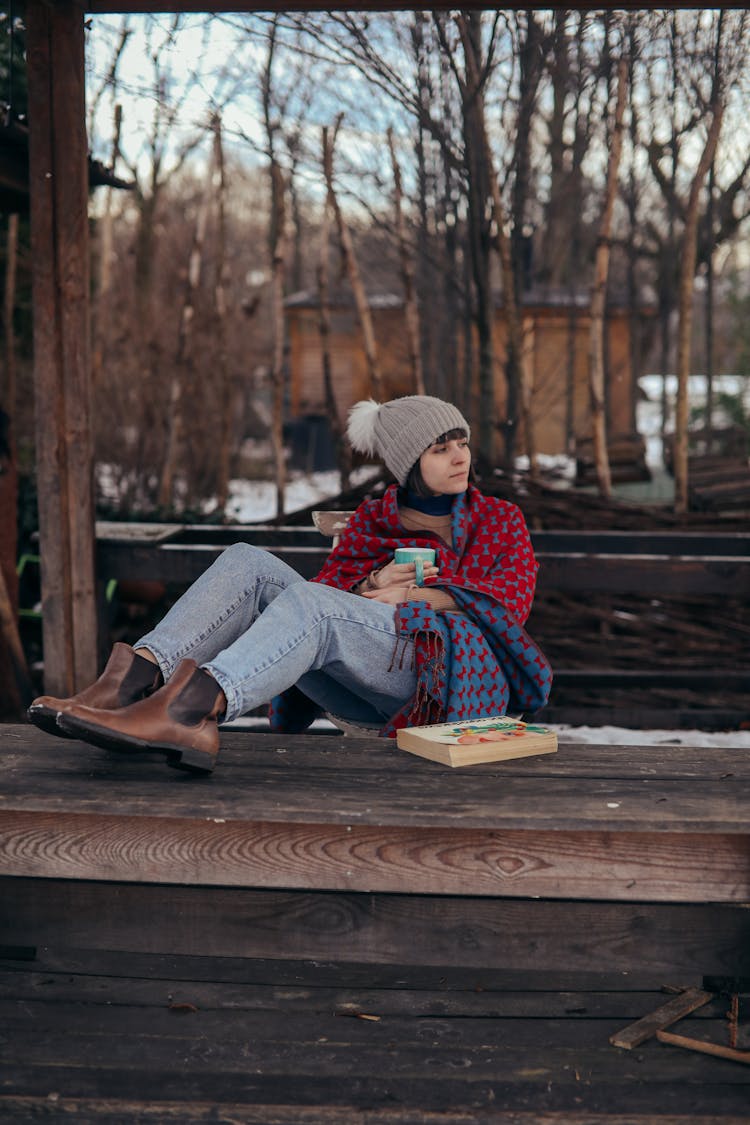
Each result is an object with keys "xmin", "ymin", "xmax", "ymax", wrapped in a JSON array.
[
  {"xmin": 27, "ymin": 0, "xmax": 98, "ymax": 695},
  {"xmin": 4, "ymin": 877, "xmax": 750, "ymax": 977}
]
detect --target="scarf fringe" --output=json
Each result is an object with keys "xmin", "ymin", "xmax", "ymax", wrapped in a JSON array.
[{"xmin": 388, "ymin": 633, "xmax": 415, "ymax": 673}]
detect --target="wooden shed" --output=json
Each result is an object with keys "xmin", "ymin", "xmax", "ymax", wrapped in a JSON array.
[{"xmin": 286, "ymin": 288, "xmax": 653, "ymax": 458}]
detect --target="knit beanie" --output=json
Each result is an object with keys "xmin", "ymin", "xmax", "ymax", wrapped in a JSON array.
[{"xmin": 347, "ymin": 395, "xmax": 471, "ymax": 486}]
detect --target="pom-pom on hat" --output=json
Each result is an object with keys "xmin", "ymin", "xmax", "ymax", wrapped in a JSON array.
[{"xmin": 347, "ymin": 395, "xmax": 470, "ymax": 486}]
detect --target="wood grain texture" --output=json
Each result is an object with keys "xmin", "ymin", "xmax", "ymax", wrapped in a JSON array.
[
  {"xmin": 26, "ymin": 0, "xmax": 97, "ymax": 694},
  {"xmin": 1, "ymin": 727, "xmax": 748, "ymax": 903},
  {"xmin": 3, "ymin": 878, "xmax": 749, "ymax": 976},
  {"xmin": 0, "ymin": 809, "xmax": 748, "ymax": 901},
  {"xmin": 2, "ymin": 727, "xmax": 749, "ymax": 832}
]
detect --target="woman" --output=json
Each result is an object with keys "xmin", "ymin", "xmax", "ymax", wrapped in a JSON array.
[{"xmin": 28, "ymin": 395, "xmax": 551, "ymax": 775}]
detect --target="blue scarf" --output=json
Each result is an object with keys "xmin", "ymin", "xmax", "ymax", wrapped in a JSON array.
[{"xmin": 401, "ymin": 489, "xmax": 459, "ymax": 515}]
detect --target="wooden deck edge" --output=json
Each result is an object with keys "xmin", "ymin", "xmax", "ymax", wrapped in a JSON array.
[{"xmin": 1, "ymin": 810, "xmax": 749, "ymax": 902}]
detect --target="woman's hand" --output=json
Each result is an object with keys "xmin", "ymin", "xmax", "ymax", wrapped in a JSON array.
[
  {"xmin": 361, "ymin": 584, "xmax": 414, "ymax": 604},
  {"xmin": 367, "ymin": 559, "xmax": 439, "ymax": 591}
]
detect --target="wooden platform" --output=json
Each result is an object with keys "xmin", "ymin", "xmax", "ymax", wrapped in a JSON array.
[{"xmin": 1, "ymin": 723, "xmax": 749, "ymax": 1120}]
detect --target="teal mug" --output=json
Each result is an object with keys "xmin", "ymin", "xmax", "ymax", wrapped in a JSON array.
[{"xmin": 394, "ymin": 547, "xmax": 437, "ymax": 587}]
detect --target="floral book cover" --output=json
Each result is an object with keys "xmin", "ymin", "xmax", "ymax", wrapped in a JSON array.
[{"xmin": 396, "ymin": 715, "xmax": 557, "ymax": 767}]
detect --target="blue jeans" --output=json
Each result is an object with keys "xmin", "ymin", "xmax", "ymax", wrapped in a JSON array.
[{"xmin": 136, "ymin": 542, "xmax": 416, "ymax": 725}]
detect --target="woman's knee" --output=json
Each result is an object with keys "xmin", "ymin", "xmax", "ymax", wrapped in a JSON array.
[
  {"xmin": 276, "ymin": 580, "xmax": 342, "ymax": 614},
  {"xmin": 220, "ymin": 541, "xmax": 264, "ymax": 566}
]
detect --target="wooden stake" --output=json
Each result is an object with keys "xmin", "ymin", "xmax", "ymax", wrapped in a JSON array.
[
  {"xmin": 609, "ymin": 987, "xmax": 713, "ymax": 1050},
  {"xmin": 657, "ymin": 1029, "xmax": 750, "ymax": 1066}
]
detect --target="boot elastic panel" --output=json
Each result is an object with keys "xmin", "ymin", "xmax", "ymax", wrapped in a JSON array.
[
  {"xmin": 120, "ymin": 652, "xmax": 164, "ymax": 704},
  {"xmin": 167, "ymin": 666, "xmax": 223, "ymax": 727}
]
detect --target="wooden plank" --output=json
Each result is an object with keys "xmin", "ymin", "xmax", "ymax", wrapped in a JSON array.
[
  {"xmin": 0, "ymin": 969, "xmax": 717, "ymax": 1020},
  {"xmin": 95, "ymin": 541, "xmax": 750, "ymax": 596},
  {"xmin": 5, "ymin": 1007, "xmax": 742, "ymax": 1063},
  {"xmin": 1, "ymin": 1086, "xmax": 749, "ymax": 1124},
  {"xmin": 4, "ymin": 1006, "xmax": 750, "ymax": 1079},
  {"xmin": 96, "ymin": 541, "xmax": 328, "ymax": 583},
  {"xmin": 2, "ymin": 728, "xmax": 750, "ymax": 834},
  {"xmin": 3, "ymin": 1023, "xmax": 750, "ymax": 1101},
  {"xmin": 95, "ymin": 521, "xmax": 182, "ymax": 544},
  {"xmin": 609, "ymin": 987, "xmax": 714, "ymax": 1049},
  {"xmin": 552, "ymin": 669, "xmax": 750, "ymax": 690},
  {"xmin": 0, "ymin": 1100, "xmax": 502, "ymax": 1125},
  {"xmin": 1, "ymin": 808, "xmax": 748, "ymax": 901},
  {"xmin": 99, "ymin": 521, "xmax": 750, "ymax": 555},
  {"xmin": 7, "ymin": 724, "xmax": 750, "ymax": 781},
  {"xmin": 0, "ymin": 946, "xmax": 692, "ymax": 993},
  {"xmin": 172, "ymin": 524, "xmax": 325, "ymax": 545},
  {"xmin": 530, "ymin": 530, "xmax": 750, "ymax": 556},
  {"xmin": 3, "ymin": 878, "xmax": 749, "ymax": 976},
  {"xmin": 535, "ymin": 553, "xmax": 750, "ymax": 597},
  {"xmin": 27, "ymin": 0, "xmax": 97, "ymax": 694},
  {"xmin": 2, "ymin": 749, "xmax": 749, "ymax": 835},
  {"xmin": 0, "ymin": 1104, "xmax": 741, "ymax": 1125}
]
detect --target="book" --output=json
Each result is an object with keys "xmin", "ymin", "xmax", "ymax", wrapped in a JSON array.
[{"xmin": 396, "ymin": 715, "xmax": 557, "ymax": 767}]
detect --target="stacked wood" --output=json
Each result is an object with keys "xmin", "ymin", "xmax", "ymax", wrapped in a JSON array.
[
  {"xmin": 528, "ymin": 591, "xmax": 749, "ymax": 725},
  {"xmin": 686, "ymin": 459, "xmax": 750, "ymax": 512},
  {"xmin": 481, "ymin": 472, "xmax": 749, "ymax": 531},
  {"xmin": 661, "ymin": 428, "xmax": 750, "ymax": 512},
  {"xmin": 575, "ymin": 432, "xmax": 651, "ymax": 486}
]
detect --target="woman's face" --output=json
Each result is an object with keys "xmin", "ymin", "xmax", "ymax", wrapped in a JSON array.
[{"xmin": 419, "ymin": 435, "xmax": 471, "ymax": 495}]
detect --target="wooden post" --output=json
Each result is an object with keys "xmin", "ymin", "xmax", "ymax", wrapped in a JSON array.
[{"xmin": 26, "ymin": 0, "xmax": 98, "ymax": 695}]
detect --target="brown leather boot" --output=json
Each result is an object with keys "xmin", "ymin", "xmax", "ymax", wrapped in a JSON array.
[
  {"xmin": 56, "ymin": 658, "xmax": 223, "ymax": 775},
  {"xmin": 27, "ymin": 643, "xmax": 164, "ymax": 738}
]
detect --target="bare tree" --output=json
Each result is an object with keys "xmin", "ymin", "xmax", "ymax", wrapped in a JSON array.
[
  {"xmin": 92, "ymin": 102, "xmax": 123, "ymax": 387},
  {"xmin": 635, "ymin": 10, "xmax": 750, "ymax": 467},
  {"xmin": 212, "ymin": 112, "xmax": 233, "ymax": 513},
  {"xmin": 387, "ymin": 125, "xmax": 425, "ymax": 396},
  {"xmin": 323, "ymin": 113, "xmax": 383, "ymax": 400},
  {"xmin": 437, "ymin": 11, "xmax": 496, "ymax": 468},
  {"xmin": 158, "ymin": 162, "xmax": 213, "ymax": 509},
  {"xmin": 318, "ymin": 124, "xmax": 351, "ymax": 491},
  {"xmin": 263, "ymin": 17, "xmax": 288, "ymax": 521},
  {"xmin": 589, "ymin": 53, "xmax": 629, "ymax": 500},
  {"xmin": 452, "ymin": 10, "xmax": 534, "ymax": 472},
  {"xmin": 673, "ymin": 18, "xmax": 728, "ymax": 514}
]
